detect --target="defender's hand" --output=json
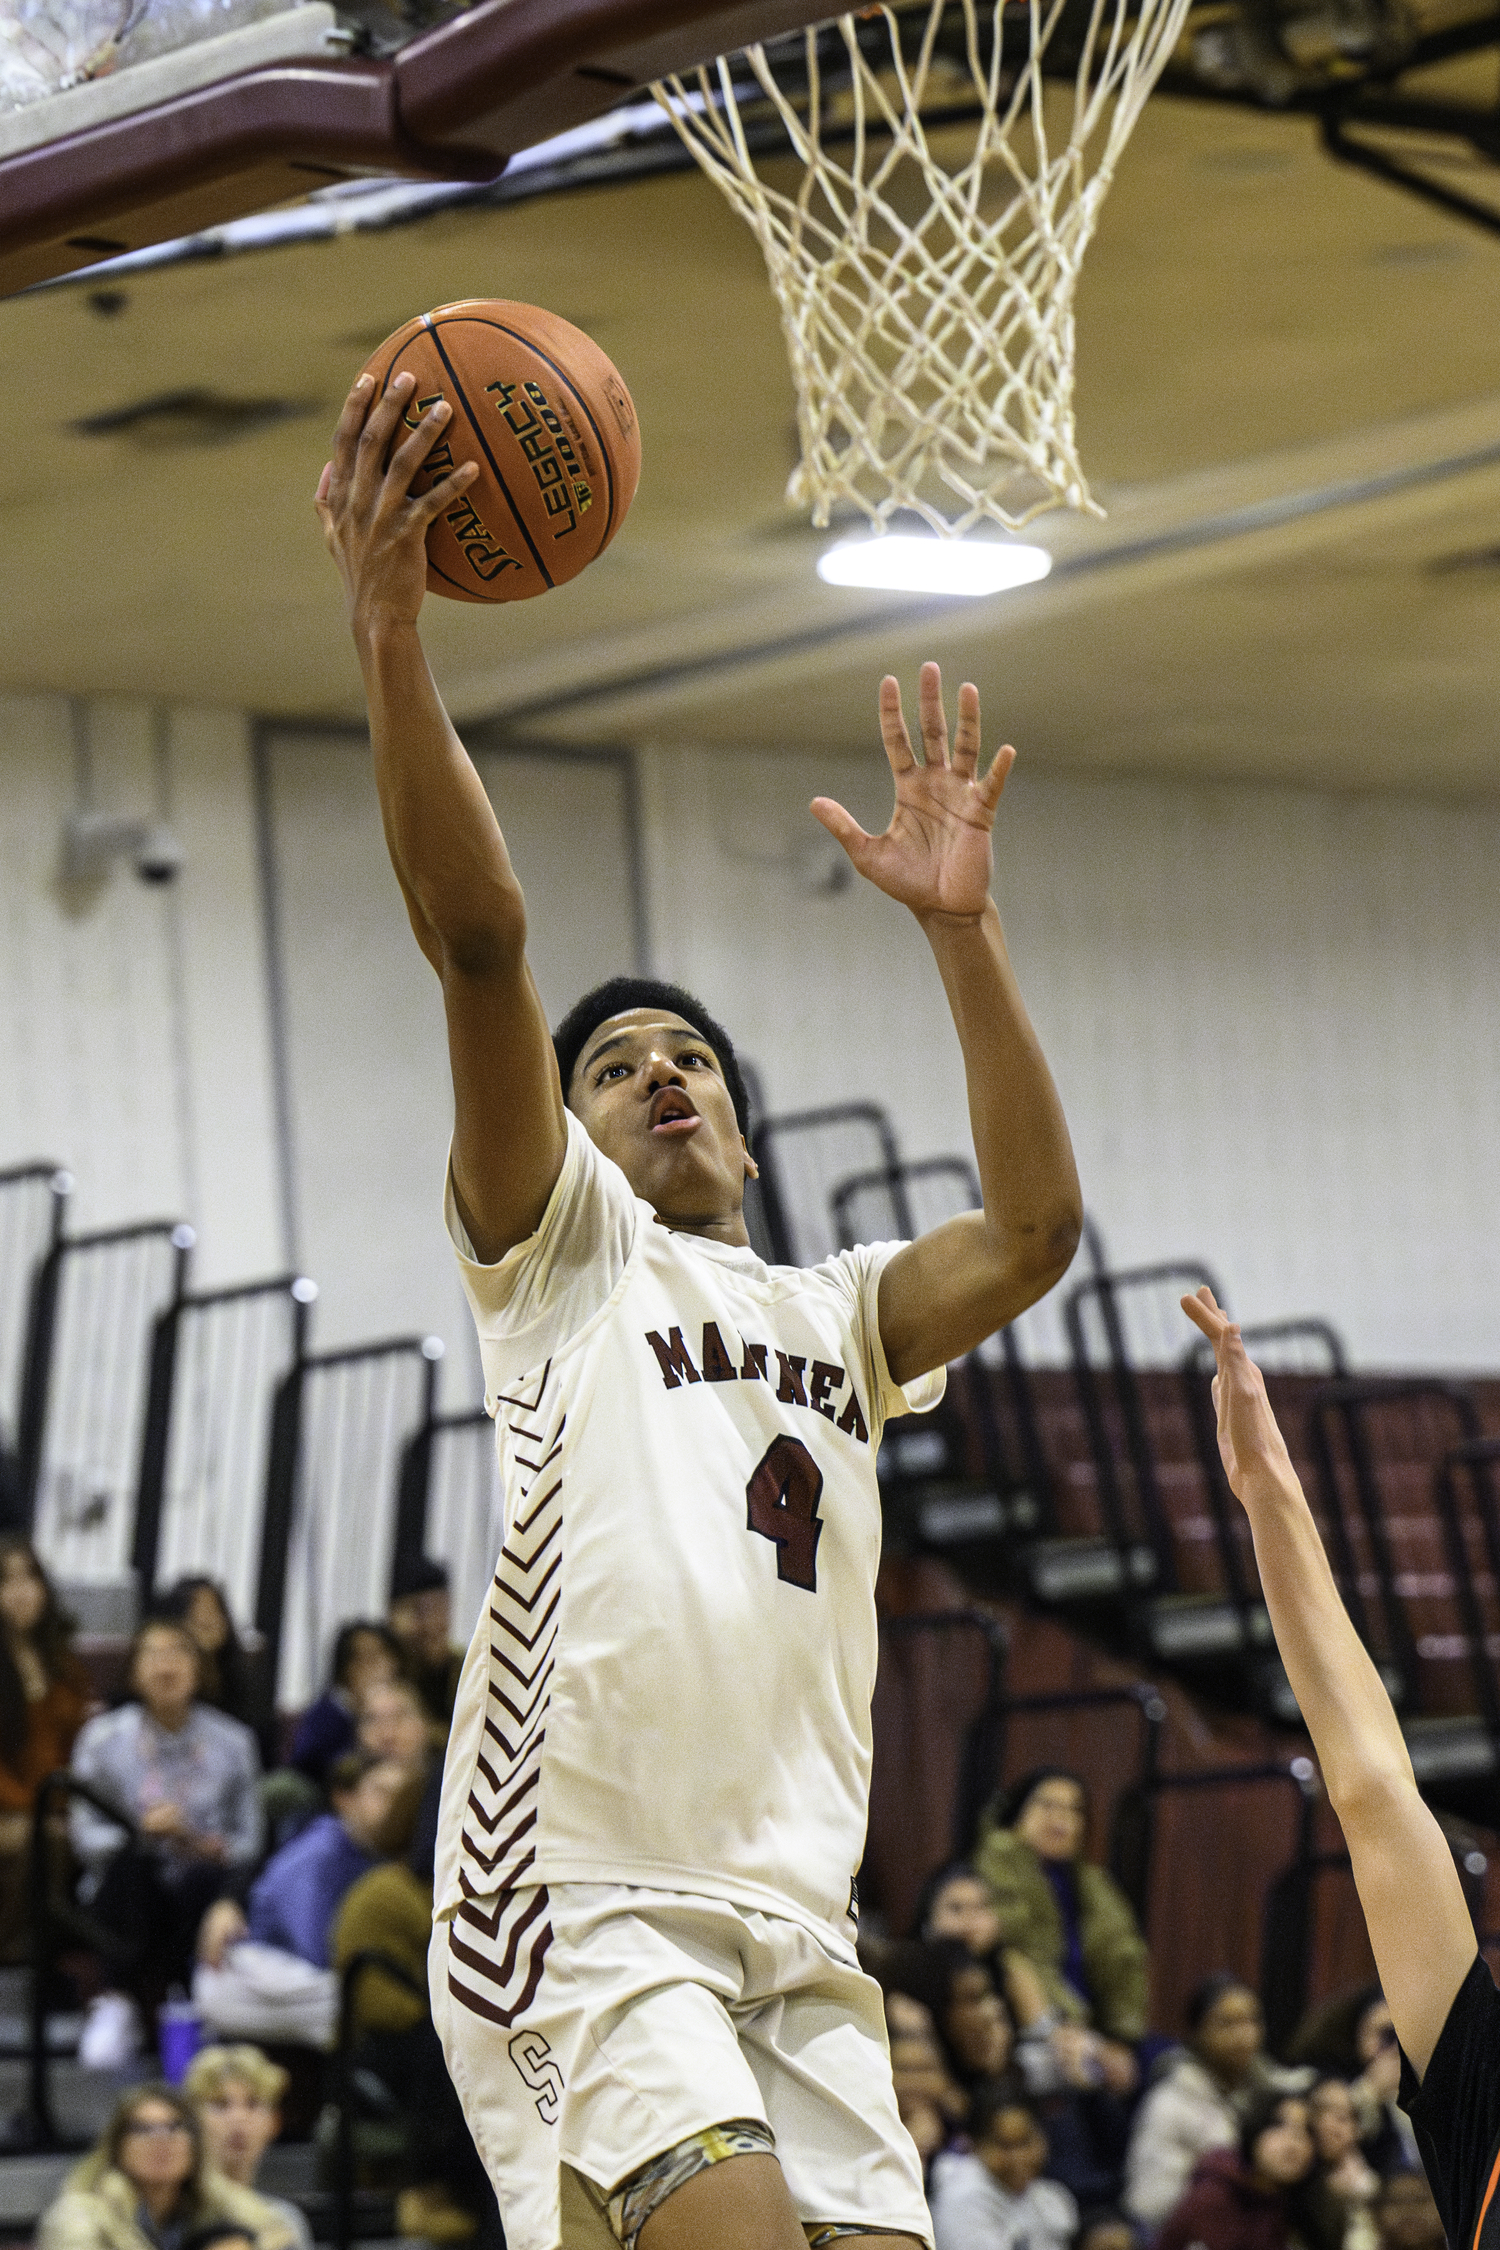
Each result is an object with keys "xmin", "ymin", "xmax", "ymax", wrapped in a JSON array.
[
  {"xmin": 315, "ymin": 371, "xmax": 478, "ymax": 637},
  {"xmin": 810, "ymin": 660, "xmax": 1015, "ymax": 923},
  {"xmin": 1181, "ymin": 1285, "xmax": 1300, "ymax": 1504}
]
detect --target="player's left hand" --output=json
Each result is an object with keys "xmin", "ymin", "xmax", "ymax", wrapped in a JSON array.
[{"xmin": 810, "ymin": 660, "xmax": 1013, "ymax": 922}]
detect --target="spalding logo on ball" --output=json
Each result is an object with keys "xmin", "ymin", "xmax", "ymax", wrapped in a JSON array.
[{"xmin": 361, "ymin": 300, "xmax": 642, "ymax": 603}]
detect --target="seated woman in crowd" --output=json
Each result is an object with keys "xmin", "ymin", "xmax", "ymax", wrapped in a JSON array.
[
  {"xmin": 1154, "ymin": 2090, "xmax": 1317, "ymax": 2250},
  {"xmin": 70, "ymin": 1617, "xmax": 262, "ymax": 2038},
  {"xmin": 975, "ymin": 1769, "xmax": 1148, "ymax": 2098},
  {"xmin": 37, "ymin": 2082, "xmax": 298, "ymax": 2250},
  {"xmin": 1124, "ymin": 1974, "xmax": 1296, "ymax": 2228},
  {"xmin": 1304, "ymin": 2076, "xmax": 1381, "ymax": 2250},
  {"xmin": 185, "ymin": 2044, "xmax": 313, "ymax": 2250},
  {"xmin": 287, "ymin": 1622, "xmax": 400, "ymax": 1788},
  {"xmin": 356, "ymin": 1675, "xmax": 436, "ymax": 1774},
  {"xmin": 1288, "ymin": 1986, "xmax": 1417, "ymax": 2175},
  {"xmin": 0, "ymin": 1539, "xmax": 89, "ymax": 1960},
  {"xmin": 930, "ymin": 2090, "xmax": 1078, "ymax": 2250},
  {"xmin": 159, "ymin": 1581, "xmax": 257, "ymax": 1734}
]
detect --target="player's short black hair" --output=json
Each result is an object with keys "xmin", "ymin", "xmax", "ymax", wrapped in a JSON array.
[{"xmin": 553, "ymin": 978, "xmax": 750, "ymax": 1139}]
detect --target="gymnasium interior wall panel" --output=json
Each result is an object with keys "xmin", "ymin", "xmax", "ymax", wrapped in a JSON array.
[
  {"xmin": 0, "ymin": 693, "xmax": 279, "ymax": 1286},
  {"xmin": 260, "ymin": 731, "xmax": 639, "ymax": 1376},
  {"xmin": 638, "ymin": 742, "xmax": 1500, "ymax": 1372}
]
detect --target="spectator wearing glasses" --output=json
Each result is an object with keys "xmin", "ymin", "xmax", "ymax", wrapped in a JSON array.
[{"xmin": 37, "ymin": 2083, "xmax": 298, "ymax": 2250}]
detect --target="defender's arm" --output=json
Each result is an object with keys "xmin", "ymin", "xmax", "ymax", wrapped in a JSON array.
[
  {"xmin": 318, "ymin": 371, "xmax": 566, "ymax": 1261},
  {"xmin": 813, "ymin": 665, "xmax": 1081, "ymax": 1385},
  {"xmin": 1182, "ymin": 1288, "xmax": 1475, "ymax": 2079}
]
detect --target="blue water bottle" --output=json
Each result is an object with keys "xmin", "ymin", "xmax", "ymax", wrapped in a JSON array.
[{"xmin": 157, "ymin": 1988, "xmax": 203, "ymax": 2083}]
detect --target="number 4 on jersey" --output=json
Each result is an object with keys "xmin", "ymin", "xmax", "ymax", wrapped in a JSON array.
[{"xmin": 745, "ymin": 1435, "xmax": 823, "ymax": 1592}]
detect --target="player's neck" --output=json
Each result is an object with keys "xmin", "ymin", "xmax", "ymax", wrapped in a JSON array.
[{"xmin": 654, "ymin": 1208, "xmax": 753, "ymax": 1250}]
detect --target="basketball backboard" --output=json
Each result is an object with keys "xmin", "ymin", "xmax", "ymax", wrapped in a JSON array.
[{"xmin": 0, "ymin": 0, "xmax": 847, "ymax": 297}]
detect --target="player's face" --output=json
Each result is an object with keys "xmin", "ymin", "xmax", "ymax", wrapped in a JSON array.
[{"xmin": 570, "ymin": 1010, "xmax": 752, "ymax": 1226}]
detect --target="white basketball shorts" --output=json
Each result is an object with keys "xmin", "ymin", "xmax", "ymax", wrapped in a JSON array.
[{"xmin": 429, "ymin": 1882, "xmax": 933, "ymax": 2250}]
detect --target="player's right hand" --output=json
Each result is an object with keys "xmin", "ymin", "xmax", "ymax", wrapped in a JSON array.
[
  {"xmin": 1181, "ymin": 1284, "xmax": 1300, "ymax": 1507},
  {"xmin": 315, "ymin": 370, "xmax": 479, "ymax": 638}
]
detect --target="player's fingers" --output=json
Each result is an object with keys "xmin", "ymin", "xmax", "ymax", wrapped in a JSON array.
[
  {"xmin": 389, "ymin": 396, "xmax": 455, "ymax": 495},
  {"xmin": 352, "ymin": 371, "xmax": 415, "ymax": 508},
  {"xmin": 811, "ymin": 795, "xmax": 876, "ymax": 868},
  {"xmin": 878, "ymin": 675, "xmax": 917, "ymax": 775},
  {"xmin": 1180, "ymin": 1287, "xmax": 1228, "ymax": 1344},
  {"xmin": 918, "ymin": 659, "xmax": 949, "ymax": 767},
  {"xmin": 411, "ymin": 459, "xmax": 478, "ymax": 527},
  {"xmin": 329, "ymin": 374, "xmax": 375, "ymax": 495},
  {"xmin": 977, "ymin": 743, "xmax": 1016, "ymax": 809},
  {"xmin": 315, "ymin": 462, "xmax": 333, "ymax": 507},
  {"xmin": 951, "ymin": 680, "xmax": 982, "ymax": 776}
]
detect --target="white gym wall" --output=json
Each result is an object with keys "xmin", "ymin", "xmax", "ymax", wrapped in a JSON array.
[{"xmin": 2, "ymin": 691, "xmax": 1499, "ymax": 1380}]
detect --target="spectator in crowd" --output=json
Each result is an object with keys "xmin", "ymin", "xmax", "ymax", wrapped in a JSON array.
[
  {"xmin": 1371, "ymin": 2171, "xmax": 1444, "ymax": 2250},
  {"xmin": 1076, "ymin": 2210, "xmax": 1136, "ymax": 2250},
  {"xmin": 1124, "ymin": 1976, "xmax": 1293, "ymax": 2228},
  {"xmin": 872, "ymin": 1937, "xmax": 1022, "ymax": 2102},
  {"xmin": 158, "ymin": 1581, "xmax": 256, "ymax": 1735},
  {"xmin": 185, "ymin": 2045, "xmax": 313, "ymax": 2250},
  {"xmin": 919, "ymin": 1861, "xmax": 1006, "ymax": 1957},
  {"xmin": 357, "ymin": 1677, "xmax": 435, "ymax": 1773},
  {"xmin": 245, "ymin": 1753, "xmax": 413, "ymax": 1969},
  {"xmin": 1304, "ymin": 2077, "xmax": 1380, "ymax": 2250},
  {"xmin": 37, "ymin": 2082, "xmax": 298, "ymax": 2250},
  {"xmin": 1288, "ymin": 1987, "xmax": 1417, "ymax": 2175},
  {"xmin": 387, "ymin": 1557, "xmax": 463, "ymax": 1732},
  {"xmin": 929, "ymin": 2089, "xmax": 1079, "ymax": 2250},
  {"xmin": 884, "ymin": 1989, "xmax": 966, "ymax": 2171},
  {"xmin": 70, "ymin": 1619, "xmax": 262, "ymax": 2055},
  {"xmin": 333, "ymin": 1767, "xmax": 496, "ymax": 2246},
  {"xmin": 0, "ymin": 1539, "xmax": 89, "ymax": 1960},
  {"xmin": 1154, "ymin": 2090, "xmax": 1317, "ymax": 2250},
  {"xmin": 287, "ymin": 1622, "xmax": 400, "ymax": 1788},
  {"xmin": 975, "ymin": 1769, "xmax": 1147, "ymax": 2096}
]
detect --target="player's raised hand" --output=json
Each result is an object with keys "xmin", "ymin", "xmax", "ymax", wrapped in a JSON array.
[
  {"xmin": 810, "ymin": 661, "xmax": 1015, "ymax": 922},
  {"xmin": 1181, "ymin": 1286, "xmax": 1300, "ymax": 1507},
  {"xmin": 315, "ymin": 371, "xmax": 478, "ymax": 635}
]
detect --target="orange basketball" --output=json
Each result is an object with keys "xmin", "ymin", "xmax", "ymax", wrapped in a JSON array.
[{"xmin": 360, "ymin": 299, "xmax": 641, "ymax": 604}]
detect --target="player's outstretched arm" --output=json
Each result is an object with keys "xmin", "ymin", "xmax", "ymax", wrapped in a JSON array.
[
  {"xmin": 317, "ymin": 371, "xmax": 566, "ymax": 1262},
  {"xmin": 1181, "ymin": 1286, "xmax": 1475, "ymax": 2078},
  {"xmin": 812, "ymin": 662, "xmax": 1082, "ymax": 1382}
]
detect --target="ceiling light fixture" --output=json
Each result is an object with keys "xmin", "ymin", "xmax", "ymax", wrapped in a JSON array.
[{"xmin": 817, "ymin": 534, "xmax": 1053, "ymax": 597}]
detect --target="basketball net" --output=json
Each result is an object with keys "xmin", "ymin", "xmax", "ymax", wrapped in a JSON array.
[{"xmin": 654, "ymin": 0, "xmax": 1192, "ymax": 535}]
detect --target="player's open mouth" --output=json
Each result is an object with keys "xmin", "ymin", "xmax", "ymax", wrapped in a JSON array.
[{"xmin": 649, "ymin": 1092, "xmax": 701, "ymax": 1136}]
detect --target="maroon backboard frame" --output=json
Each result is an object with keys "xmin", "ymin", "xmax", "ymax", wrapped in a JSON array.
[{"xmin": 0, "ymin": 0, "xmax": 839, "ymax": 297}]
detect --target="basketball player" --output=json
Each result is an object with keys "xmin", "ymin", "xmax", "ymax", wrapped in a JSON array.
[
  {"xmin": 316, "ymin": 370, "xmax": 1083, "ymax": 2250},
  {"xmin": 1181, "ymin": 1290, "xmax": 1491, "ymax": 2250}
]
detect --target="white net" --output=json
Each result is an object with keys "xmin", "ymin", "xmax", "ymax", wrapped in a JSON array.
[{"xmin": 655, "ymin": 0, "xmax": 1193, "ymax": 534}]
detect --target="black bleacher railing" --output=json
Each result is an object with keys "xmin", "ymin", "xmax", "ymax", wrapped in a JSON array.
[
  {"xmin": 395, "ymin": 1407, "xmax": 501, "ymax": 1655},
  {"xmin": 21, "ymin": 1770, "xmax": 140, "ymax": 2151},
  {"xmin": 1065, "ymin": 1260, "xmax": 1226, "ymax": 1597},
  {"xmin": 19, "ymin": 1220, "xmax": 195, "ymax": 1584},
  {"xmin": 753, "ymin": 1101, "xmax": 905, "ymax": 1266},
  {"xmin": 334, "ymin": 1951, "xmax": 431, "ymax": 2250},
  {"xmin": 0, "ymin": 1166, "xmax": 70, "ymax": 1527},
  {"xmin": 133, "ymin": 1273, "xmax": 317, "ymax": 1615},
  {"xmin": 257, "ymin": 1336, "xmax": 444, "ymax": 1711}
]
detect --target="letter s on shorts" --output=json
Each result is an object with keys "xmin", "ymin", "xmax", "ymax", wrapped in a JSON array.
[{"xmin": 508, "ymin": 2029, "xmax": 565, "ymax": 2125}]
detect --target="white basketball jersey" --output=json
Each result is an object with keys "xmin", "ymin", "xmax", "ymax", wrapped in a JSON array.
[{"xmin": 434, "ymin": 1113, "xmax": 944, "ymax": 1938}]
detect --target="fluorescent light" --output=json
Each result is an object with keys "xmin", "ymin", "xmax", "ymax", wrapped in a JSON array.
[{"xmin": 817, "ymin": 534, "xmax": 1052, "ymax": 597}]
